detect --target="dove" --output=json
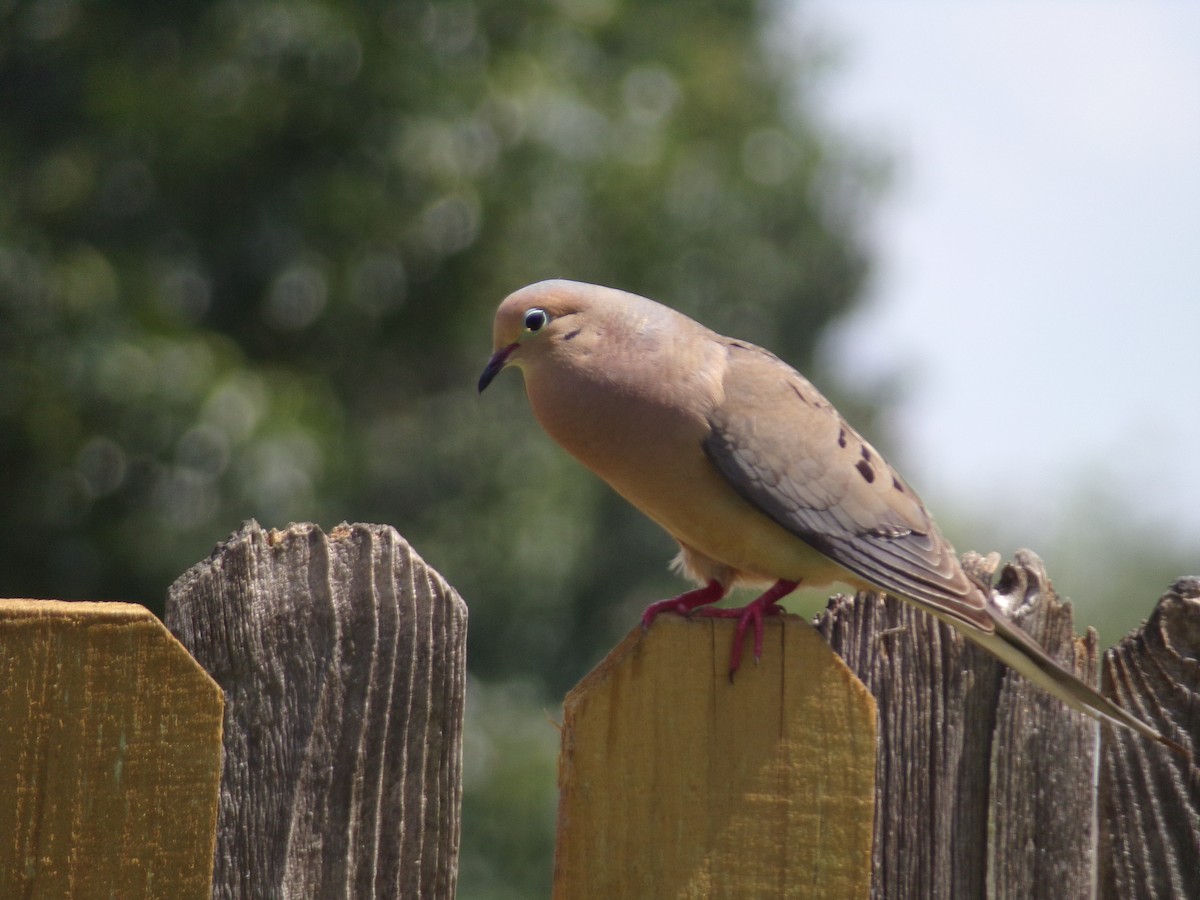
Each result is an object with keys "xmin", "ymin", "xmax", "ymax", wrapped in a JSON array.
[{"xmin": 478, "ymin": 278, "xmax": 1183, "ymax": 754}]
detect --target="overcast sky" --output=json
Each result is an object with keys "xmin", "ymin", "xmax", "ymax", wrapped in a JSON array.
[{"xmin": 793, "ymin": 2, "xmax": 1200, "ymax": 552}]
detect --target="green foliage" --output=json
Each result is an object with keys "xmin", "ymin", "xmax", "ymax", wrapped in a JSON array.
[
  {"xmin": 1, "ymin": 1, "xmax": 878, "ymax": 893},
  {"xmin": 460, "ymin": 677, "xmax": 560, "ymax": 897}
]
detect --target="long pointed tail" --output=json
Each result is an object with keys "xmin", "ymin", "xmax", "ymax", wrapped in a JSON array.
[{"xmin": 967, "ymin": 611, "xmax": 1188, "ymax": 757}]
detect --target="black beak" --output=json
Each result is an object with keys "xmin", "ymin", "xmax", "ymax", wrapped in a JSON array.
[{"xmin": 478, "ymin": 343, "xmax": 518, "ymax": 393}]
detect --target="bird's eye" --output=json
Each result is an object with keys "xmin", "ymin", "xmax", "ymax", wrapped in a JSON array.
[{"xmin": 523, "ymin": 308, "xmax": 549, "ymax": 333}]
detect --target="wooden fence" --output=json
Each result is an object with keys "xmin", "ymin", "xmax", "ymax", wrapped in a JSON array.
[
  {"xmin": 1, "ymin": 521, "xmax": 1196, "ymax": 898},
  {"xmin": 2, "ymin": 522, "xmax": 467, "ymax": 900}
]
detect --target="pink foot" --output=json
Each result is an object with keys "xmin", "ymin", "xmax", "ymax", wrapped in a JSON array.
[
  {"xmin": 640, "ymin": 579, "xmax": 727, "ymax": 629},
  {"xmin": 694, "ymin": 580, "xmax": 800, "ymax": 677}
]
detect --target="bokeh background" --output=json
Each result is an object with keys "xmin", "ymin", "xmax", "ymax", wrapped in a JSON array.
[{"xmin": 2, "ymin": 1, "xmax": 1195, "ymax": 895}]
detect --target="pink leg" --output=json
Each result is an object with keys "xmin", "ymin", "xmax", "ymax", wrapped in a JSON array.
[
  {"xmin": 695, "ymin": 579, "xmax": 800, "ymax": 676},
  {"xmin": 640, "ymin": 579, "xmax": 727, "ymax": 629}
]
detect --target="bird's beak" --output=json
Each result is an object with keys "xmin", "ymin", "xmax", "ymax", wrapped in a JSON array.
[{"xmin": 478, "ymin": 342, "xmax": 519, "ymax": 393}]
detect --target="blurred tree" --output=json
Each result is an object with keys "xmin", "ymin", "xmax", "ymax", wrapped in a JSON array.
[{"xmin": 1, "ymin": 0, "xmax": 880, "ymax": 894}]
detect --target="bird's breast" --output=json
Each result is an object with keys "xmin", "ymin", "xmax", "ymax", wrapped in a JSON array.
[{"xmin": 521, "ymin": 358, "xmax": 848, "ymax": 587}]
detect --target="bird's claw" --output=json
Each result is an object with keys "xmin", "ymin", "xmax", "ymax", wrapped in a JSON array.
[
  {"xmin": 643, "ymin": 579, "xmax": 799, "ymax": 679},
  {"xmin": 696, "ymin": 580, "xmax": 796, "ymax": 681},
  {"xmin": 640, "ymin": 579, "xmax": 726, "ymax": 630},
  {"xmin": 695, "ymin": 599, "xmax": 787, "ymax": 677}
]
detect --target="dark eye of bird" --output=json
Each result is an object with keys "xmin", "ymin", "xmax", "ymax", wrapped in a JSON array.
[{"xmin": 524, "ymin": 308, "xmax": 548, "ymax": 332}]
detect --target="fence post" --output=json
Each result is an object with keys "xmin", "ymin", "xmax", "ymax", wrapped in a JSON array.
[
  {"xmin": 553, "ymin": 614, "xmax": 877, "ymax": 899},
  {"xmin": 816, "ymin": 551, "xmax": 1099, "ymax": 899},
  {"xmin": 552, "ymin": 552, "xmax": 1198, "ymax": 899},
  {"xmin": 165, "ymin": 520, "xmax": 468, "ymax": 900},
  {"xmin": 0, "ymin": 599, "xmax": 224, "ymax": 898},
  {"xmin": 985, "ymin": 553, "xmax": 1099, "ymax": 898},
  {"xmin": 1099, "ymin": 576, "xmax": 1200, "ymax": 899}
]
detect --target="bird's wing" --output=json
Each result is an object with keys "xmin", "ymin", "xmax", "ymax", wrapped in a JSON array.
[{"xmin": 703, "ymin": 341, "xmax": 993, "ymax": 633}]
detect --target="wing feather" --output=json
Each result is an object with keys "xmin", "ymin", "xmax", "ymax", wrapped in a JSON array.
[{"xmin": 704, "ymin": 342, "xmax": 992, "ymax": 633}]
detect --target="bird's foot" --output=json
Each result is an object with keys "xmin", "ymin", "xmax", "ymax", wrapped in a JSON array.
[
  {"xmin": 640, "ymin": 579, "xmax": 727, "ymax": 629},
  {"xmin": 694, "ymin": 579, "xmax": 800, "ymax": 678}
]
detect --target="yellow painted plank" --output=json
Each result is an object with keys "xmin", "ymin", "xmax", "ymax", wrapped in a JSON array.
[
  {"xmin": 554, "ymin": 614, "xmax": 876, "ymax": 899},
  {"xmin": 0, "ymin": 599, "xmax": 224, "ymax": 899}
]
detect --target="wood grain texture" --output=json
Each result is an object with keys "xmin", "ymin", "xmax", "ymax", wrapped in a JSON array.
[
  {"xmin": 985, "ymin": 552, "xmax": 1097, "ymax": 900},
  {"xmin": 1098, "ymin": 576, "xmax": 1200, "ymax": 900},
  {"xmin": 816, "ymin": 550, "xmax": 1097, "ymax": 900},
  {"xmin": 816, "ymin": 591, "xmax": 1000, "ymax": 900},
  {"xmin": 165, "ymin": 521, "xmax": 467, "ymax": 900},
  {"xmin": 0, "ymin": 599, "xmax": 224, "ymax": 899},
  {"xmin": 553, "ymin": 615, "xmax": 877, "ymax": 900}
]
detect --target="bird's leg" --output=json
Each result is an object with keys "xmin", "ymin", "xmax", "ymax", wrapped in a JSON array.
[
  {"xmin": 694, "ymin": 579, "xmax": 800, "ymax": 676},
  {"xmin": 640, "ymin": 579, "xmax": 727, "ymax": 629}
]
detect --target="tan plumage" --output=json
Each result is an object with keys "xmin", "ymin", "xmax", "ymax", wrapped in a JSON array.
[{"xmin": 479, "ymin": 278, "xmax": 1183, "ymax": 754}]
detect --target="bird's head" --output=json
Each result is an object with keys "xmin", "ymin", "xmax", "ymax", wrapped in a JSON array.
[{"xmin": 478, "ymin": 279, "xmax": 601, "ymax": 392}]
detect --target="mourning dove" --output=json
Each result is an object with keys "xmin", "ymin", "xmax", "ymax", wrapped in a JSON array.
[{"xmin": 479, "ymin": 278, "xmax": 1182, "ymax": 754}]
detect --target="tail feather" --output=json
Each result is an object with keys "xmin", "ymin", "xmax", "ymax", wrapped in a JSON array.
[{"xmin": 969, "ymin": 612, "xmax": 1187, "ymax": 757}]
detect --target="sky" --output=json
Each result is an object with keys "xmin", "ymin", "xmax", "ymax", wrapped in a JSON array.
[{"xmin": 791, "ymin": 2, "xmax": 1200, "ymax": 555}]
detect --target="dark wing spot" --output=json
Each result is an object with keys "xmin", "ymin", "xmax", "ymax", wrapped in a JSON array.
[
  {"xmin": 860, "ymin": 445, "xmax": 872, "ymax": 462},
  {"xmin": 790, "ymin": 383, "xmax": 810, "ymax": 406},
  {"xmin": 838, "ymin": 428, "xmax": 847, "ymax": 448},
  {"xmin": 892, "ymin": 475, "xmax": 906, "ymax": 493},
  {"xmin": 856, "ymin": 459, "xmax": 875, "ymax": 483}
]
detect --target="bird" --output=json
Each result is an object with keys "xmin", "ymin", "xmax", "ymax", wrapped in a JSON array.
[{"xmin": 478, "ymin": 278, "xmax": 1184, "ymax": 755}]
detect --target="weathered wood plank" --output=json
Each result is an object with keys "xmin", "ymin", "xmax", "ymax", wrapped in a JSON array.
[
  {"xmin": 816, "ymin": 591, "xmax": 1000, "ymax": 899},
  {"xmin": 0, "ymin": 599, "xmax": 224, "ymax": 899},
  {"xmin": 1098, "ymin": 576, "xmax": 1200, "ymax": 900},
  {"xmin": 985, "ymin": 552, "xmax": 1096, "ymax": 900},
  {"xmin": 553, "ymin": 614, "xmax": 877, "ymax": 900},
  {"xmin": 816, "ymin": 550, "xmax": 1097, "ymax": 900},
  {"xmin": 165, "ymin": 521, "xmax": 468, "ymax": 900}
]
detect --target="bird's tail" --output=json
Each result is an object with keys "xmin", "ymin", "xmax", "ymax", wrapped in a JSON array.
[{"xmin": 965, "ymin": 610, "xmax": 1188, "ymax": 757}]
